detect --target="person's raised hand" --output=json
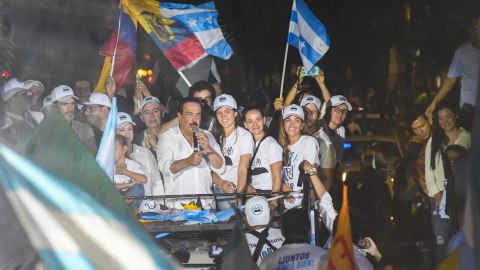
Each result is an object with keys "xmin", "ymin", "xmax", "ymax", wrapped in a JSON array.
[
  {"xmin": 195, "ymin": 130, "xmax": 211, "ymax": 152},
  {"xmin": 296, "ymin": 66, "xmax": 306, "ymax": 84},
  {"xmin": 314, "ymin": 69, "xmax": 325, "ymax": 84},
  {"xmin": 188, "ymin": 151, "xmax": 204, "ymax": 167},
  {"xmin": 221, "ymin": 180, "xmax": 236, "ymax": 193},
  {"xmin": 105, "ymin": 76, "xmax": 116, "ymax": 100},
  {"xmin": 135, "ymin": 80, "xmax": 152, "ymax": 98},
  {"xmin": 360, "ymin": 237, "xmax": 381, "ymax": 261},
  {"xmin": 282, "ymin": 183, "xmax": 295, "ymax": 203},
  {"xmin": 274, "ymin": 98, "xmax": 285, "ymax": 111},
  {"xmin": 426, "ymin": 102, "xmax": 436, "ymax": 119},
  {"xmin": 133, "ymin": 90, "xmax": 143, "ymax": 115}
]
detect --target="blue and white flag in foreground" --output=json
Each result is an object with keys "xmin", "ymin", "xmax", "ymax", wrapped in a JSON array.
[
  {"xmin": 96, "ymin": 97, "xmax": 117, "ymax": 182},
  {"xmin": 0, "ymin": 145, "xmax": 177, "ymax": 270},
  {"xmin": 287, "ymin": 0, "xmax": 330, "ymax": 75},
  {"xmin": 160, "ymin": 1, "xmax": 233, "ymax": 60}
]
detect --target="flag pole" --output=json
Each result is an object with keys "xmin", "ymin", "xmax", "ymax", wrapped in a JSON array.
[
  {"xmin": 178, "ymin": 70, "xmax": 192, "ymax": 87},
  {"xmin": 110, "ymin": 11, "xmax": 123, "ymax": 77},
  {"xmin": 279, "ymin": 43, "xmax": 290, "ymax": 98}
]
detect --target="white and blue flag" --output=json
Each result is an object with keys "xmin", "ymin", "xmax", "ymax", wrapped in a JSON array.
[
  {"xmin": 96, "ymin": 97, "xmax": 117, "ymax": 182},
  {"xmin": 160, "ymin": 1, "xmax": 233, "ymax": 60},
  {"xmin": 0, "ymin": 145, "xmax": 177, "ymax": 269},
  {"xmin": 287, "ymin": 0, "xmax": 330, "ymax": 75}
]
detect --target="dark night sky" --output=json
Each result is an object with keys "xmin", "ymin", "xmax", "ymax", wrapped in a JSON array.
[{"xmin": 2, "ymin": 0, "xmax": 478, "ymax": 102}]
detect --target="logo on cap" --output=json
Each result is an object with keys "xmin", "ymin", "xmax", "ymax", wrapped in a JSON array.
[
  {"xmin": 46, "ymin": 97, "xmax": 51, "ymax": 102},
  {"xmin": 119, "ymin": 115, "xmax": 127, "ymax": 120},
  {"xmin": 339, "ymin": 96, "xmax": 347, "ymax": 102},
  {"xmin": 307, "ymin": 97, "xmax": 314, "ymax": 101},
  {"xmin": 290, "ymin": 107, "xmax": 297, "ymax": 111},
  {"xmin": 252, "ymin": 204, "xmax": 263, "ymax": 216},
  {"xmin": 62, "ymin": 87, "xmax": 70, "ymax": 93},
  {"xmin": 219, "ymin": 97, "xmax": 226, "ymax": 102},
  {"xmin": 146, "ymin": 97, "xmax": 153, "ymax": 101}
]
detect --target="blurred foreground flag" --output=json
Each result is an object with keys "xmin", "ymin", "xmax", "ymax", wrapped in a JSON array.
[
  {"xmin": 126, "ymin": 0, "xmax": 207, "ymax": 71},
  {"xmin": 327, "ymin": 186, "xmax": 356, "ymax": 270},
  {"xmin": 160, "ymin": 1, "xmax": 233, "ymax": 60},
  {"xmin": 96, "ymin": 97, "xmax": 118, "ymax": 182},
  {"xmin": 95, "ymin": 0, "xmax": 137, "ymax": 94},
  {"xmin": 287, "ymin": 0, "xmax": 330, "ymax": 75},
  {"xmin": 0, "ymin": 145, "xmax": 178, "ymax": 270}
]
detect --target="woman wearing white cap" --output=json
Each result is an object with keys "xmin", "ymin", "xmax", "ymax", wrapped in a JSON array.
[
  {"xmin": 116, "ymin": 112, "xmax": 164, "ymax": 197},
  {"xmin": 243, "ymin": 105, "xmax": 282, "ymax": 210},
  {"xmin": 278, "ymin": 104, "xmax": 320, "ymax": 209},
  {"xmin": 211, "ymin": 94, "xmax": 255, "ymax": 209}
]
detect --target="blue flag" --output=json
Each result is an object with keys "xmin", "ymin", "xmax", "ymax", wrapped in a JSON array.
[
  {"xmin": 0, "ymin": 145, "xmax": 178, "ymax": 269},
  {"xmin": 287, "ymin": 0, "xmax": 330, "ymax": 75},
  {"xmin": 96, "ymin": 97, "xmax": 117, "ymax": 181},
  {"xmin": 160, "ymin": 1, "xmax": 233, "ymax": 60}
]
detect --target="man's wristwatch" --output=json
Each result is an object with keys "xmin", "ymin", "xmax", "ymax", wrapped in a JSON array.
[{"xmin": 305, "ymin": 167, "xmax": 317, "ymax": 175}]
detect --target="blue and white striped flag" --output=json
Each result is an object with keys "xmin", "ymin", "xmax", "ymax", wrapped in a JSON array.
[
  {"xmin": 287, "ymin": 0, "xmax": 330, "ymax": 75},
  {"xmin": 160, "ymin": 1, "xmax": 233, "ymax": 60},
  {"xmin": 0, "ymin": 145, "xmax": 178, "ymax": 269},
  {"xmin": 96, "ymin": 97, "xmax": 117, "ymax": 182}
]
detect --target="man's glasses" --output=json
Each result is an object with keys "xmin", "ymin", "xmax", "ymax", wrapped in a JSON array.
[
  {"xmin": 333, "ymin": 106, "xmax": 348, "ymax": 115},
  {"xmin": 85, "ymin": 105, "xmax": 103, "ymax": 113}
]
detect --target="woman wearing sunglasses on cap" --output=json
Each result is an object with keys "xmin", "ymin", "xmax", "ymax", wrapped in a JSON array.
[
  {"xmin": 278, "ymin": 104, "xmax": 320, "ymax": 209},
  {"xmin": 211, "ymin": 94, "xmax": 255, "ymax": 209},
  {"xmin": 116, "ymin": 112, "xmax": 164, "ymax": 197},
  {"xmin": 243, "ymin": 105, "xmax": 283, "ymax": 210}
]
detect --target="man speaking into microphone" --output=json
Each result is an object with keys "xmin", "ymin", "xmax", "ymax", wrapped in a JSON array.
[{"xmin": 157, "ymin": 97, "xmax": 225, "ymax": 209}]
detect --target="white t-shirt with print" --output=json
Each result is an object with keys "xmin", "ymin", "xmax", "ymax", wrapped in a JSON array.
[
  {"xmin": 259, "ymin": 243, "xmax": 328, "ymax": 270},
  {"xmin": 251, "ymin": 136, "xmax": 283, "ymax": 190},
  {"xmin": 245, "ymin": 228, "xmax": 285, "ymax": 265},
  {"xmin": 282, "ymin": 135, "xmax": 320, "ymax": 209},
  {"xmin": 114, "ymin": 158, "xmax": 146, "ymax": 191},
  {"xmin": 219, "ymin": 127, "xmax": 255, "ymax": 185}
]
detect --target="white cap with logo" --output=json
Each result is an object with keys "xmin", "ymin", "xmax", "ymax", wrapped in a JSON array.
[
  {"xmin": 51, "ymin": 85, "xmax": 78, "ymax": 103},
  {"xmin": 213, "ymin": 94, "xmax": 237, "ymax": 111},
  {"xmin": 140, "ymin": 96, "xmax": 161, "ymax": 112},
  {"xmin": 83, "ymin": 93, "xmax": 112, "ymax": 108},
  {"xmin": 300, "ymin": 95, "xmax": 322, "ymax": 111},
  {"xmin": 117, "ymin": 112, "xmax": 136, "ymax": 128},
  {"xmin": 40, "ymin": 95, "xmax": 54, "ymax": 111},
  {"xmin": 326, "ymin": 95, "xmax": 352, "ymax": 111},
  {"xmin": 283, "ymin": 104, "xmax": 304, "ymax": 120},
  {"xmin": 2, "ymin": 78, "xmax": 35, "ymax": 102},
  {"xmin": 244, "ymin": 196, "xmax": 270, "ymax": 227}
]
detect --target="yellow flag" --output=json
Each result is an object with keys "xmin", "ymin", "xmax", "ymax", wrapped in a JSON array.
[
  {"xmin": 93, "ymin": 57, "xmax": 112, "ymax": 93},
  {"xmin": 328, "ymin": 186, "xmax": 356, "ymax": 270}
]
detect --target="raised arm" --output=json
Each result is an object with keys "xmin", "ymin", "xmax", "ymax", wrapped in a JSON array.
[
  {"xmin": 284, "ymin": 66, "xmax": 305, "ymax": 106},
  {"xmin": 426, "ymin": 77, "xmax": 457, "ymax": 118},
  {"xmin": 313, "ymin": 69, "xmax": 331, "ymax": 102}
]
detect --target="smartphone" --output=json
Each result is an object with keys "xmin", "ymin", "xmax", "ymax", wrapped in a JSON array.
[
  {"xmin": 209, "ymin": 244, "xmax": 225, "ymax": 258},
  {"xmin": 301, "ymin": 66, "xmax": 320, "ymax": 76},
  {"xmin": 358, "ymin": 239, "xmax": 370, "ymax": 249}
]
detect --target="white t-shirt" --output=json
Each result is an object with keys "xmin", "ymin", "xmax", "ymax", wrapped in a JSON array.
[
  {"xmin": 219, "ymin": 127, "xmax": 255, "ymax": 185},
  {"xmin": 245, "ymin": 228, "xmax": 285, "ymax": 265},
  {"xmin": 114, "ymin": 159, "xmax": 146, "ymax": 191},
  {"xmin": 251, "ymin": 136, "xmax": 283, "ymax": 190},
  {"xmin": 259, "ymin": 243, "xmax": 328, "ymax": 270},
  {"xmin": 282, "ymin": 135, "xmax": 320, "ymax": 209}
]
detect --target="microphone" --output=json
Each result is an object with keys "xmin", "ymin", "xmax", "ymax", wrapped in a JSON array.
[{"xmin": 192, "ymin": 127, "xmax": 200, "ymax": 152}]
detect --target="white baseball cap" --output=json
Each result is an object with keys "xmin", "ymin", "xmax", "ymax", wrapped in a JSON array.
[
  {"xmin": 2, "ymin": 78, "xmax": 34, "ymax": 102},
  {"xmin": 213, "ymin": 94, "xmax": 237, "ymax": 111},
  {"xmin": 244, "ymin": 196, "xmax": 270, "ymax": 227},
  {"xmin": 117, "ymin": 112, "xmax": 136, "ymax": 128},
  {"xmin": 51, "ymin": 85, "xmax": 78, "ymax": 102},
  {"xmin": 300, "ymin": 95, "xmax": 322, "ymax": 111},
  {"xmin": 83, "ymin": 93, "xmax": 112, "ymax": 108},
  {"xmin": 326, "ymin": 95, "xmax": 352, "ymax": 111},
  {"xmin": 140, "ymin": 96, "xmax": 161, "ymax": 112},
  {"xmin": 24, "ymin": 80, "xmax": 45, "ymax": 93},
  {"xmin": 283, "ymin": 104, "xmax": 304, "ymax": 120},
  {"xmin": 40, "ymin": 95, "xmax": 54, "ymax": 111}
]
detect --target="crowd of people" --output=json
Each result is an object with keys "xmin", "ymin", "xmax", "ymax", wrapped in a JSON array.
[{"xmin": 1, "ymin": 14, "xmax": 479, "ymax": 270}]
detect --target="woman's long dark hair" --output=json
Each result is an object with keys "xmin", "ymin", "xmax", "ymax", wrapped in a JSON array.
[
  {"xmin": 430, "ymin": 101, "xmax": 457, "ymax": 170},
  {"xmin": 212, "ymin": 107, "xmax": 242, "ymax": 148}
]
